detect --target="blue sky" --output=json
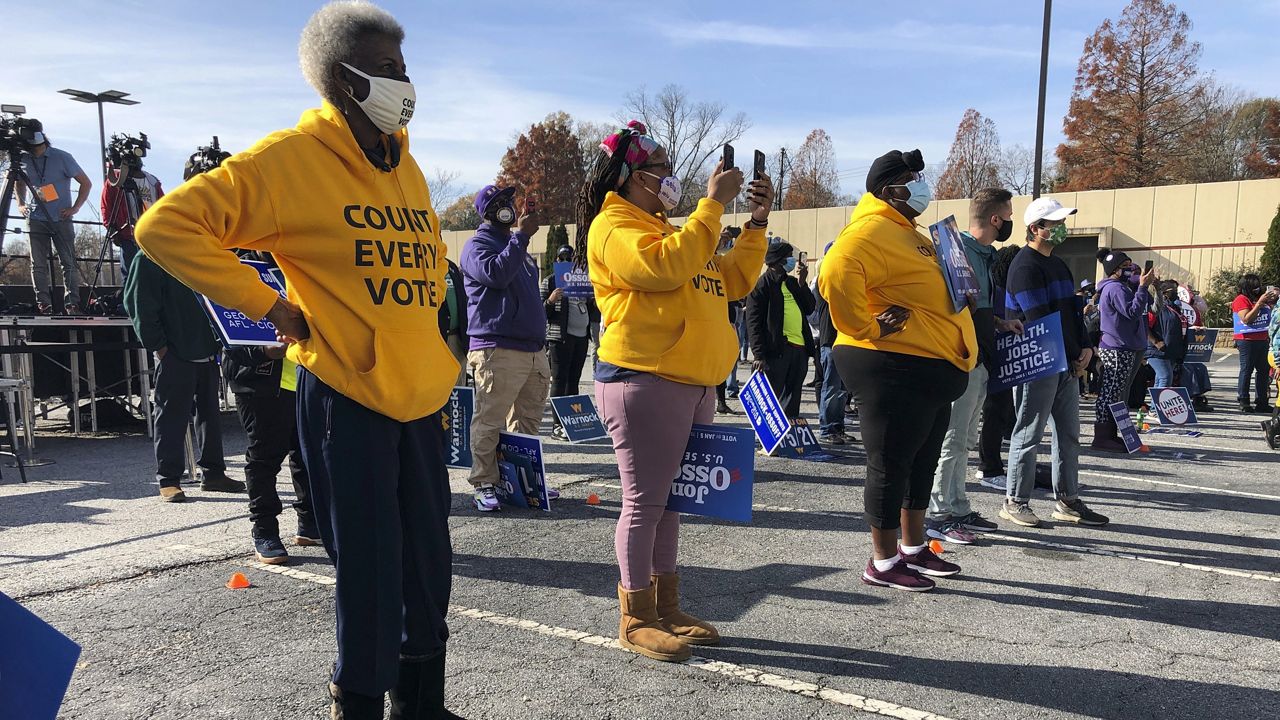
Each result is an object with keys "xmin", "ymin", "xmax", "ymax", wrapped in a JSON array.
[{"xmin": 7, "ymin": 0, "xmax": 1279, "ymax": 211}]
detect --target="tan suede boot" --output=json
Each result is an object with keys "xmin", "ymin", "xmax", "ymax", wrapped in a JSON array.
[
  {"xmin": 617, "ymin": 583, "xmax": 691, "ymax": 662},
  {"xmin": 653, "ymin": 573, "xmax": 721, "ymax": 646}
]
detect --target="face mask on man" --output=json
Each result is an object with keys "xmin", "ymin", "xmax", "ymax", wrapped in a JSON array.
[
  {"xmin": 995, "ymin": 216, "xmax": 1014, "ymax": 243},
  {"xmin": 1042, "ymin": 223, "xmax": 1068, "ymax": 246},
  {"xmin": 640, "ymin": 171, "xmax": 682, "ymax": 211},
  {"xmin": 341, "ymin": 63, "xmax": 416, "ymax": 135}
]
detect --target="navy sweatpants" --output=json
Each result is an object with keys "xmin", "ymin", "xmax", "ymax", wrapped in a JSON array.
[{"xmin": 296, "ymin": 368, "xmax": 453, "ymax": 697}]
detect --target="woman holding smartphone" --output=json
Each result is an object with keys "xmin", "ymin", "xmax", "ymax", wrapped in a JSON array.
[
  {"xmin": 820, "ymin": 148, "xmax": 976, "ymax": 593},
  {"xmin": 577, "ymin": 122, "xmax": 772, "ymax": 661},
  {"xmin": 1090, "ymin": 248, "xmax": 1155, "ymax": 452}
]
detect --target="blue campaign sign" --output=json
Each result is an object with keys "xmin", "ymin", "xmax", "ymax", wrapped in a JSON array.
[
  {"xmin": 928, "ymin": 215, "xmax": 981, "ymax": 313},
  {"xmin": 1108, "ymin": 402, "xmax": 1143, "ymax": 454},
  {"xmin": 549, "ymin": 394, "xmax": 609, "ymax": 443},
  {"xmin": 988, "ymin": 312, "xmax": 1069, "ymax": 394},
  {"xmin": 1182, "ymin": 328, "xmax": 1218, "ymax": 364},
  {"xmin": 553, "ymin": 261, "xmax": 594, "ymax": 299},
  {"xmin": 738, "ymin": 371, "xmax": 792, "ymax": 455},
  {"xmin": 200, "ymin": 259, "xmax": 288, "ymax": 347},
  {"xmin": 0, "ymin": 592, "xmax": 81, "ymax": 720},
  {"xmin": 667, "ymin": 424, "xmax": 755, "ymax": 522},
  {"xmin": 496, "ymin": 459, "xmax": 530, "ymax": 509},
  {"xmin": 1233, "ymin": 304, "xmax": 1272, "ymax": 334},
  {"xmin": 770, "ymin": 418, "xmax": 835, "ymax": 461},
  {"xmin": 497, "ymin": 432, "xmax": 551, "ymax": 511},
  {"xmin": 443, "ymin": 386, "xmax": 474, "ymax": 469},
  {"xmin": 1147, "ymin": 387, "xmax": 1199, "ymax": 426}
]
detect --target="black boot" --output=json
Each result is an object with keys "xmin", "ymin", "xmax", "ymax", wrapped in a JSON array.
[
  {"xmin": 1263, "ymin": 410, "xmax": 1280, "ymax": 451},
  {"xmin": 329, "ymin": 682, "xmax": 385, "ymax": 720},
  {"xmin": 389, "ymin": 652, "xmax": 464, "ymax": 720}
]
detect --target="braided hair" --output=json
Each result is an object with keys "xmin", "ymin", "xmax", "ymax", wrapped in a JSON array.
[{"xmin": 573, "ymin": 133, "xmax": 635, "ymax": 270}]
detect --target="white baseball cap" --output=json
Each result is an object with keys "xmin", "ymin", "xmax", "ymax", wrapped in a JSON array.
[{"xmin": 1023, "ymin": 197, "xmax": 1077, "ymax": 226}]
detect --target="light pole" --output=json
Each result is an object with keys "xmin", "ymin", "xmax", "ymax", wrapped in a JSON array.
[
  {"xmin": 1032, "ymin": 0, "xmax": 1052, "ymax": 199},
  {"xmin": 58, "ymin": 89, "xmax": 138, "ymax": 182}
]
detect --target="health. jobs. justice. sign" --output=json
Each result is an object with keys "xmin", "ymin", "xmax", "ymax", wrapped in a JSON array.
[{"xmin": 988, "ymin": 312, "xmax": 1068, "ymax": 394}]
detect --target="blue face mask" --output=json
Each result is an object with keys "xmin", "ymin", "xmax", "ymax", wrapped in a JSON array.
[
  {"xmin": 886, "ymin": 178, "xmax": 933, "ymax": 214},
  {"xmin": 783, "ymin": 257, "xmax": 798, "ymax": 273}
]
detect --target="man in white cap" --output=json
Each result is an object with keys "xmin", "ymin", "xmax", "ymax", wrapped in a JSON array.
[
  {"xmin": 15, "ymin": 131, "xmax": 92, "ymax": 314},
  {"xmin": 999, "ymin": 198, "xmax": 1108, "ymax": 528}
]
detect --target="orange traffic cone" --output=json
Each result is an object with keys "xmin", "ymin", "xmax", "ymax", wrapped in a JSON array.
[
  {"xmin": 1139, "ymin": 444, "xmax": 1151, "ymax": 453},
  {"xmin": 586, "ymin": 493, "xmax": 600, "ymax": 505},
  {"xmin": 928, "ymin": 540, "xmax": 945, "ymax": 555},
  {"xmin": 226, "ymin": 572, "xmax": 251, "ymax": 590},
  {"xmin": 1141, "ymin": 423, "xmax": 1150, "ymax": 432}
]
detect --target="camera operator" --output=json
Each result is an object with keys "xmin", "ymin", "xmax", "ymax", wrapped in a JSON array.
[
  {"xmin": 14, "ymin": 129, "xmax": 92, "ymax": 314},
  {"xmin": 101, "ymin": 136, "xmax": 163, "ymax": 286}
]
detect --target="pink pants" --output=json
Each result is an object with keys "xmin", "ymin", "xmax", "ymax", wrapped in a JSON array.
[{"xmin": 596, "ymin": 374, "xmax": 715, "ymax": 590}]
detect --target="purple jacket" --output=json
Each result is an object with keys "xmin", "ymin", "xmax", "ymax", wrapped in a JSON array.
[
  {"xmin": 459, "ymin": 223, "xmax": 547, "ymax": 352},
  {"xmin": 1096, "ymin": 277, "xmax": 1152, "ymax": 351}
]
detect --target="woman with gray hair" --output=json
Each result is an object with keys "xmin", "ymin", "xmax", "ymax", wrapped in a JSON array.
[{"xmin": 135, "ymin": 2, "xmax": 463, "ymax": 718}]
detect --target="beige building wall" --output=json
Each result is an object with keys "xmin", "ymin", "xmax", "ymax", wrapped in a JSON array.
[{"xmin": 443, "ymin": 178, "xmax": 1279, "ymax": 286}]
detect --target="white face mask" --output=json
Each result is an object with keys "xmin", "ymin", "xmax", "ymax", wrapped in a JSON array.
[
  {"xmin": 641, "ymin": 171, "xmax": 682, "ymax": 211},
  {"xmin": 341, "ymin": 62, "xmax": 416, "ymax": 135}
]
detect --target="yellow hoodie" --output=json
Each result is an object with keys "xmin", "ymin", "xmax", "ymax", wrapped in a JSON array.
[
  {"xmin": 818, "ymin": 193, "xmax": 977, "ymax": 372},
  {"xmin": 588, "ymin": 192, "xmax": 766, "ymax": 387},
  {"xmin": 135, "ymin": 102, "xmax": 455, "ymax": 422}
]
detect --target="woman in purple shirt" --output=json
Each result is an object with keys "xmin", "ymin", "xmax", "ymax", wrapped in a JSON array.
[{"xmin": 1091, "ymin": 248, "xmax": 1156, "ymax": 452}]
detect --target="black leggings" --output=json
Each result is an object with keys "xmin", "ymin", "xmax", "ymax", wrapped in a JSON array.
[
  {"xmin": 978, "ymin": 388, "xmax": 1014, "ymax": 476},
  {"xmin": 834, "ymin": 347, "xmax": 968, "ymax": 529}
]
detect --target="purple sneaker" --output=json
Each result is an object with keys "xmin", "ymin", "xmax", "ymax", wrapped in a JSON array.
[
  {"xmin": 545, "ymin": 486, "xmax": 560, "ymax": 501},
  {"xmin": 924, "ymin": 518, "xmax": 976, "ymax": 545},
  {"xmin": 861, "ymin": 558, "xmax": 936, "ymax": 592},
  {"xmin": 900, "ymin": 545, "xmax": 961, "ymax": 577}
]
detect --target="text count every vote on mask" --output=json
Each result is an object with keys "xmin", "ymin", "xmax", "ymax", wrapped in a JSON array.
[{"xmin": 345, "ymin": 203, "xmax": 441, "ymax": 309}]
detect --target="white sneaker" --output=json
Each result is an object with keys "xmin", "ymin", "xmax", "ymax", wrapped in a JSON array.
[
  {"xmin": 977, "ymin": 473, "xmax": 1008, "ymax": 492},
  {"xmin": 473, "ymin": 486, "xmax": 500, "ymax": 512}
]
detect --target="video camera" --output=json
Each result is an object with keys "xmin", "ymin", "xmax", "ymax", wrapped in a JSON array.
[
  {"xmin": 184, "ymin": 136, "xmax": 231, "ymax": 179},
  {"xmin": 107, "ymin": 131, "xmax": 149, "ymax": 170},
  {"xmin": 0, "ymin": 105, "xmax": 43, "ymax": 155}
]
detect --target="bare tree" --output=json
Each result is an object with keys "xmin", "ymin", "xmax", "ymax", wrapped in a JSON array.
[
  {"xmin": 575, "ymin": 119, "xmax": 616, "ymax": 172},
  {"xmin": 619, "ymin": 84, "xmax": 750, "ymax": 215},
  {"xmin": 998, "ymin": 144, "xmax": 1058, "ymax": 195},
  {"xmin": 428, "ymin": 168, "xmax": 464, "ymax": 211}
]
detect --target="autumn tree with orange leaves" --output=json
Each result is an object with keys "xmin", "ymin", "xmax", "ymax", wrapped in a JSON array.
[
  {"xmin": 935, "ymin": 109, "xmax": 1002, "ymax": 200},
  {"xmin": 1057, "ymin": 0, "xmax": 1206, "ymax": 191},
  {"xmin": 783, "ymin": 129, "xmax": 842, "ymax": 210},
  {"xmin": 495, "ymin": 111, "xmax": 586, "ymax": 225}
]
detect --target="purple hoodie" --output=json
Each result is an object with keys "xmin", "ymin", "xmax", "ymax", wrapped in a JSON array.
[
  {"xmin": 459, "ymin": 223, "xmax": 547, "ymax": 352},
  {"xmin": 1096, "ymin": 277, "xmax": 1152, "ymax": 351}
]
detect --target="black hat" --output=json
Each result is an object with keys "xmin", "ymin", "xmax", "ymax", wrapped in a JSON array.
[
  {"xmin": 765, "ymin": 241, "xmax": 795, "ymax": 266},
  {"xmin": 1095, "ymin": 248, "xmax": 1131, "ymax": 277},
  {"xmin": 866, "ymin": 149, "xmax": 925, "ymax": 195}
]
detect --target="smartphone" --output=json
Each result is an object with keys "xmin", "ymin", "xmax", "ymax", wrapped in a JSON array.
[
  {"xmin": 754, "ymin": 150, "xmax": 766, "ymax": 180},
  {"xmin": 722, "ymin": 143, "xmax": 735, "ymax": 170},
  {"xmin": 798, "ymin": 251, "xmax": 808, "ymax": 267},
  {"xmin": 1143, "ymin": 260, "xmax": 1154, "ymax": 273},
  {"xmin": 524, "ymin": 197, "xmax": 537, "ymax": 214}
]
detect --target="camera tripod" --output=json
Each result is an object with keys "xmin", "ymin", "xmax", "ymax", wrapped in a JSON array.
[{"xmin": 85, "ymin": 164, "xmax": 141, "ymax": 308}]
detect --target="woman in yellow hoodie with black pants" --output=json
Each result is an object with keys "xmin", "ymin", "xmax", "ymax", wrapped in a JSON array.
[
  {"xmin": 819, "ymin": 149, "xmax": 977, "ymax": 593},
  {"xmin": 135, "ymin": 4, "xmax": 463, "ymax": 718},
  {"xmin": 576, "ymin": 122, "xmax": 772, "ymax": 661}
]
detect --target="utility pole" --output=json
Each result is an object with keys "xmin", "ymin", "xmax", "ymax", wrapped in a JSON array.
[
  {"xmin": 1032, "ymin": 0, "xmax": 1052, "ymax": 199},
  {"xmin": 775, "ymin": 147, "xmax": 788, "ymax": 211}
]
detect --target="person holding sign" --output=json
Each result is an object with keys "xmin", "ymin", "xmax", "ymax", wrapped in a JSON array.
[
  {"xmin": 1000, "ymin": 199, "xmax": 1107, "ymax": 528},
  {"xmin": 1232, "ymin": 274, "xmax": 1277, "ymax": 413},
  {"xmin": 134, "ymin": 3, "xmax": 464, "ymax": 717},
  {"xmin": 821, "ymin": 149, "xmax": 977, "ymax": 592},
  {"xmin": 1146, "ymin": 280, "xmax": 1188, "ymax": 392},
  {"xmin": 746, "ymin": 240, "xmax": 816, "ymax": 420},
  {"xmin": 927, "ymin": 189, "xmax": 1021, "ymax": 545},
  {"xmin": 543, "ymin": 245, "xmax": 599, "ymax": 440},
  {"xmin": 578, "ymin": 121, "xmax": 772, "ymax": 660},
  {"xmin": 1090, "ymin": 248, "xmax": 1155, "ymax": 453}
]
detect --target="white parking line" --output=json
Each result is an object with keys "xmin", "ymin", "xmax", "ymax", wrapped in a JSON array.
[
  {"xmin": 583, "ymin": 483, "xmax": 1280, "ymax": 584},
  {"xmin": 1080, "ymin": 471, "xmax": 1280, "ymax": 500},
  {"xmin": 241, "ymin": 561, "xmax": 957, "ymax": 720}
]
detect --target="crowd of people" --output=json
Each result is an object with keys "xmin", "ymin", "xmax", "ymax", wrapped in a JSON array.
[{"xmin": 11, "ymin": 1, "xmax": 1273, "ymax": 718}]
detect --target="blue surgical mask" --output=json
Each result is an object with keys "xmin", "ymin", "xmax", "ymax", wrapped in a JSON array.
[
  {"xmin": 887, "ymin": 178, "xmax": 932, "ymax": 214},
  {"xmin": 783, "ymin": 257, "xmax": 797, "ymax": 272}
]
